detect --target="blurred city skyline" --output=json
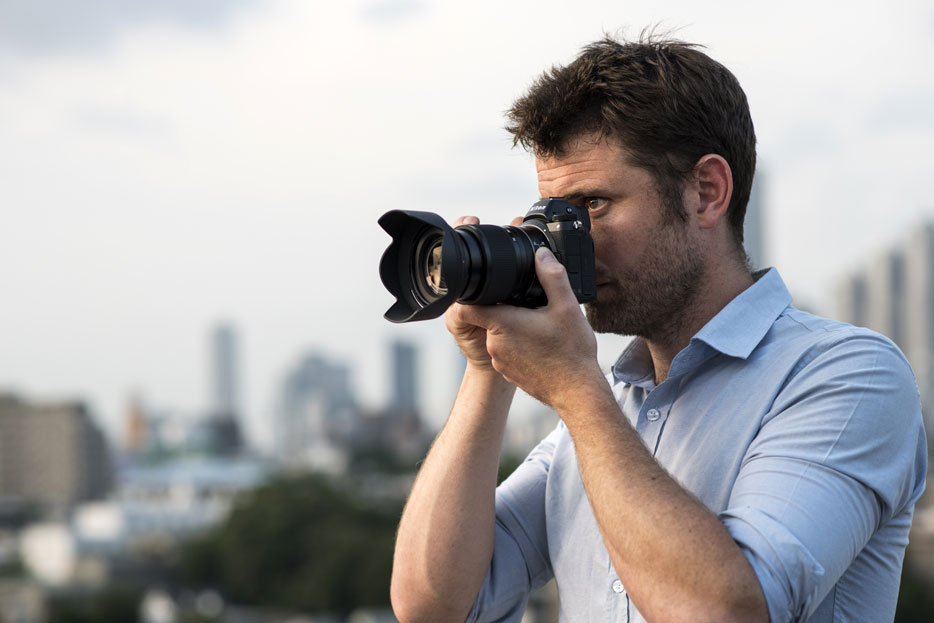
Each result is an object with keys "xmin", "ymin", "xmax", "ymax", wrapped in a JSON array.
[{"xmin": 1, "ymin": 0, "xmax": 933, "ymax": 449}]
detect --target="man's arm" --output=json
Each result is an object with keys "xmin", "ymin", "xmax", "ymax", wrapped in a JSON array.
[
  {"xmin": 722, "ymin": 330, "xmax": 926, "ymax": 622},
  {"xmin": 390, "ymin": 363, "xmax": 515, "ymax": 623},
  {"xmin": 390, "ymin": 216, "xmax": 523, "ymax": 623},
  {"xmin": 459, "ymin": 248, "xmax": 769, "ymax": 623}
]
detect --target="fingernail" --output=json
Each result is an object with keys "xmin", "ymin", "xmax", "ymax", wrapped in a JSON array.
[{"xmin": 536, "ymin": 247, "xmax": 556, "ymax": 263}]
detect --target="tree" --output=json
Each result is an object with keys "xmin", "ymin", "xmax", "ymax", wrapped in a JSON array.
[{"xmin": 176, "ymin": 473, "xmax": 401, "ymax": 614}]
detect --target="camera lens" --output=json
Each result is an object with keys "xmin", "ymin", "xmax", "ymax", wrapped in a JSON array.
[
  {"xmin": 413, "ymin": 233, "xmax": 447, "ymax": 303},
  {"xmin": 454, "ymin": 224, "xmax": 546, "ymax": 306},
  {"xmin": 378, "ymin": 199, "xmax": 595, "ymax": 323}
]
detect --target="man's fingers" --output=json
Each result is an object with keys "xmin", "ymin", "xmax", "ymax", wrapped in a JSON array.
[
  {"xmin": 456, "ymin": 302, "xmax": 518, "ymax": 333},
  {"xmin": 456, "ymin": 303, "xmax": 493, "ymax": 330},
  {"xmin": 453, "ymin": 215, "xmax": 480, "ymax": 227},
  {"xmin": 454, "ymin": 215, "xmax": 526, "ymax": 228}
]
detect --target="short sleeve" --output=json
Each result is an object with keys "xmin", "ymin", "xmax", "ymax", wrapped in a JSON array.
[
  {"xmin": 721, "ymin": 333, "xmax": 927, "ymax": 623},
  {"xmin": 467, "ymin": 423, "xmax": 562, "ymax": 623}
]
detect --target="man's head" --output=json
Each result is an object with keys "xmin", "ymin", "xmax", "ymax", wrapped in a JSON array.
[{"xmin": 506, "ymin": 33, "xmax": 756, "ymax": 250}]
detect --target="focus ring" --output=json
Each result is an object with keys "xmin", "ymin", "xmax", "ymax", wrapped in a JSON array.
[{"xmin": 460, "ymin": 224, "xmax": 525, "ymax": 305}]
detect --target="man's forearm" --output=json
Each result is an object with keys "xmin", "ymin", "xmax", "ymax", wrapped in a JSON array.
[
  {"xmin": 391, "ymin": 366, "xmax": 516, "ymax": 623},
  {"xmin": 555, "ymin": 381, "xmax": 769, "ymax": 623}
]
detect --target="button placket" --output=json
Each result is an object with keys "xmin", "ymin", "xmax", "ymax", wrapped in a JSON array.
[{"xmin": 639, "ymin": 396, "xmax": 670, "ymax": 457}]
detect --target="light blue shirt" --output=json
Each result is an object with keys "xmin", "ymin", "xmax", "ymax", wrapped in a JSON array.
[{"xmin": 468, "ymin": 268, "xmax": 927, "ymax": 623}]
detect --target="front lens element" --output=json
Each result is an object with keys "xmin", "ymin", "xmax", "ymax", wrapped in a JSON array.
[
  {"xmin": 412, "ymin": 232, "xmax": 448, "ymax": 305},
  {"xmin": 425, "ymin": 240, "xmax": 447, "ymax": 295}
]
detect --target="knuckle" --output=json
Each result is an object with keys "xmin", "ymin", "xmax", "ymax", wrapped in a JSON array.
[
  {"xmin": 446, "ymin": 304, "xmax": 470, "ymax": 330},
  {"xmin": 547, "ymin": 262, "xmax": 568, "ymax": 277}
]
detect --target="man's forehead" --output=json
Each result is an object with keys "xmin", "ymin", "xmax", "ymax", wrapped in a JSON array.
[
  {"xmin": 536, "ymin": 139, "xmax": 625, "ymax": 182},
  {"xmin": 535, "ymin": 135, "xmax": 630, "ymax": 170}
]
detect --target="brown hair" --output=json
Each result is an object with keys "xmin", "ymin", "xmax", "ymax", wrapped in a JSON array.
[{"xmin": 506, "ymin": 34, "xmax": 756, "ymax": 246}]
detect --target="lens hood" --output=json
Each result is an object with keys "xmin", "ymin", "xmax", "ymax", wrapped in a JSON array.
[{"xmin": 378, "ymin": 210, "xmax": 469, "ymax": 322}]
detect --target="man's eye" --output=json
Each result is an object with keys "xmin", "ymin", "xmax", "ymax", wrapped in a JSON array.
[{"xmin": 585, "ymin": 198, "xmax": 608, "ymax": 211}]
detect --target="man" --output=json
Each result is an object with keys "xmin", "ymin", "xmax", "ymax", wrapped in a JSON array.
[{"xmin": 390, "ymin": 35, "xmax": 927, "ymax": 623}]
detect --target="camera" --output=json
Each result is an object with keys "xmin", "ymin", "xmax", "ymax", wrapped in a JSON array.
[{"xmin": 378, "ymin": 198, "xmax": 597, "ymax": 323}]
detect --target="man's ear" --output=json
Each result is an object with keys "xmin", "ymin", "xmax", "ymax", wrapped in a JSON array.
[{"xmin": 692, "ymin": 154, "xmax": 733, "ymax": 230}]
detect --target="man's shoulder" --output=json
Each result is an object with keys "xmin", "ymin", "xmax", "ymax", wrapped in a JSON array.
[
  {"xmin": 767, "ymin": 305, "xmax": 911, "ymax": 371},
  {"xmin": 744, "ymin": 306, "xmax": 920, "ymax": 424}
]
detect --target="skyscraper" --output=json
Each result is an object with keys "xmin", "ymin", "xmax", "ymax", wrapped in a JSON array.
[
  {"xmin": 202, "ymin": 323, "xmax": 244, "ymax": 455},
  {"xmin": 835, "ymin": 273, "xmax": 869, "ymax": 330},
  {"xmin": 866, "ymin": 250, "xmax": 906, "ymax": 345},
  {"xmin": 744, "ymin": 173, "xmax": 767, "ymax": 270},
  {"xmin": 276, "ymin": 352, "xmax": 358, "ymax": 471},
  {"xmin": 391, "ymin": 340, "xmax": 418, "ymax": 414},
  {"xmin": 211, "ymin": 323, "xmax": 239, "ymax": 418},
  {"xmin": 904, "ymin": 224, "xmax": 934, "ymax": 410},
  {"xmin": 380, "ymin": 340, "xmax": 425, "ymax": 461}
]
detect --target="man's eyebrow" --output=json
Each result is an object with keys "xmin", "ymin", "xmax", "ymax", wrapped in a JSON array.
[{"xmin": 558, "ymin": 190, "xmax": 599, "ymax": 203}]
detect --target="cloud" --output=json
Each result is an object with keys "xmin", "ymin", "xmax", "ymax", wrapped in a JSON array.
[
  {"xmin": 69, "ymin": 105, "xmax": 172, "ymax": 138},
  {"xmin": 867, "ymin": 87, "xmax": 934, "ymax": 132},
  {"xmin": 0, "ymin": 0, "xmax": 259, "ymax": 57},
  {"xmin": 361, "ymin": 0, "xmax": 427, "ymax": 23}
]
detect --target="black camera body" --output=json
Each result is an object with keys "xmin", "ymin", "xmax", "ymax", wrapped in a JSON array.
[{"xmin": 378, "ymin": 198, "xmax": 596, "ymax": 323}]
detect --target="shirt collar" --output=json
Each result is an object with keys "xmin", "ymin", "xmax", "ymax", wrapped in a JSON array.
[
  {"xmin": 611, "ymin": 268, "xmax": 792, "ymax": 385},
  {"xmin": 612, "ymin": 338, "xmax": 657, "ymax": 389},
  {"xmin": 691, "ymin": 267, "xmax": 791, "ymax": 359}
]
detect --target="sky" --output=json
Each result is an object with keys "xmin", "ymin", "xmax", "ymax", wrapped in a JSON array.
[{"xmin": 1, "ymin": 0, "xmax": 933, "ymax": 449}]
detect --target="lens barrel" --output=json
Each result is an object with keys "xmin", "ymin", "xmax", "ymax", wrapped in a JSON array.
[{"xmin": 378, "ymin": 198, "xmax": 595, "ymax": 323}]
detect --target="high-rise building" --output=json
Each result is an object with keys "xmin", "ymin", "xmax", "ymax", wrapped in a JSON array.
[
  {"xmin": 276, "ymin": 353, "xmax": 358, "ymax": 471},
  {"xmin": 865, "ymin": 250, "xmax": 906, "ymax": 345},
  {"xmin": 205, "ymin": 323, "xmax": 244, "ymax": 454},
  {"xmin": 744, "ymin": 173, "xmax": 767, "ymax": 270},
  {"xmin": 390, "ymin": 340, "xmax": 418, "ymax": 414},
  {"xmin": 835, "ymin": 273, "xmax": 869, "ymax": 330},
  {"xmin": 377, "ymin": 340, "xmax": 426, "ymax": 461},
  {"xmin": 211, "ymin": 324, "xmax": 239, "ymax": 418},
  {"xmin": 0, "ymin": 395, "xmax": 112, "ymax": 513},
  {"xmin": 904, "ymin": 224, "xmax": 934, "ymax": 407},
  {"xmin": 123, "ymin": 392, "xmax": 148, "ymax": 455}
]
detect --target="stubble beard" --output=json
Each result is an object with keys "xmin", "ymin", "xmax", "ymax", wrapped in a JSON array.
[{"xmin": 585, "ymin": 221, "xmax": 705, "ymax": 341}]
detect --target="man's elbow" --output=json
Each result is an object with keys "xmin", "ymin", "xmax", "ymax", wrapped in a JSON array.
[
  {"xmin": 692, "ymin": 590, "xmax": 770, "ymax": 623},
  {"xmin": 390, "ymin": 573, "xmax": 470, "ymax": 623},
  {"xmin": 649, "ymin": 584, "xmax": 768, "ymax": 623}
]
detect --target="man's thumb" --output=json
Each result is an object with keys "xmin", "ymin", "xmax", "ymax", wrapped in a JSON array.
[{"xmin": 535, "ymin": 247, "xmax": 574, "ymax": 304}]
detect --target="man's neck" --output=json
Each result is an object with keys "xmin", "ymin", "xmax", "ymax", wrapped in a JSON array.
[{"xmin": 645, "ymin": 262, "xmax": 754, "ymax": 385}]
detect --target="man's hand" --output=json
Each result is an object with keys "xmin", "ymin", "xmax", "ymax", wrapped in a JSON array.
[
  {"xmin": 444, "ymin": 215, "xmax": 523, "ymax": 374},
  {"xmin": 457, "ymin": 246, "xmax": 606, "ymax": 410}
]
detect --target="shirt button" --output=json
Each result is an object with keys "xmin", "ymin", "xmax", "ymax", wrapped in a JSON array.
[
  {"xmin": 612, "ymin": 580, "xmax": 624, "ymax": 594},
  {"xmin": 646, "ymin": 408, "xmax": 661, "ymax": 421}
]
